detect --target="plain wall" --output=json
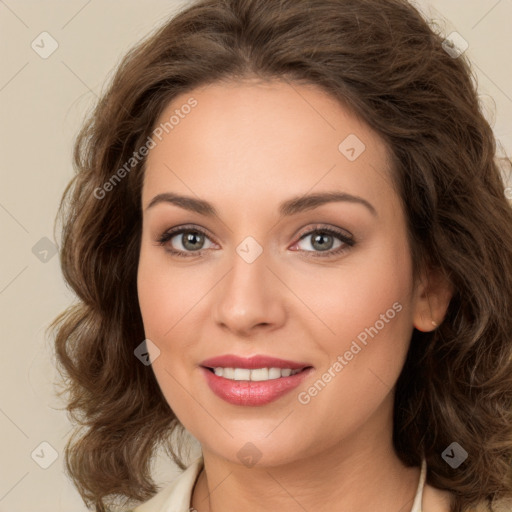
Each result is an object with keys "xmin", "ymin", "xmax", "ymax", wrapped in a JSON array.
[{"xmin": 0, "ymin": 1, "xmax": 510, "ymax": 510}]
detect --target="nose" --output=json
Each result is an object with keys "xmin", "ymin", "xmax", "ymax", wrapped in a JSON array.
[{"xmin": 212, "ymin": 246, "xmax": 287, "ymax": 337}]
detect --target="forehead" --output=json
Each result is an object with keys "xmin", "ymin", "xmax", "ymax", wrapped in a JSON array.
[{"xmin": 142, "ymin": 79, "xmax": 395, "ymax": 216}]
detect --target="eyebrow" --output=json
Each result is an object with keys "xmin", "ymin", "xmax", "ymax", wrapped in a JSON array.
[{"xmin": 144, "ymin": 191, "xmax": 377, "ymax": 217}]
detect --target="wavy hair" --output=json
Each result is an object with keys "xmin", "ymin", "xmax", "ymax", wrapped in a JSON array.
[{"xmin": 48, "ymin": 0, "xmax": 512, "ymax": 510}]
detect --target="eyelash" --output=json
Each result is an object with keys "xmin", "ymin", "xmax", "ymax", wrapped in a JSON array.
[{"xmin": 155, "ymin": 224, "xmax": 356, "ymax": 259}]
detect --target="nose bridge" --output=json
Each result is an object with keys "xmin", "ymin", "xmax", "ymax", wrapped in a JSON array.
[{"xmin": 213, "ymin": 237, "xmax": 285, "ymax": 333}]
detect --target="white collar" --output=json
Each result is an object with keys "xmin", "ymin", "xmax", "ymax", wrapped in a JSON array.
[{"xmin": 410, "ymin": 457, "xmax": 427, "ymax": 512}]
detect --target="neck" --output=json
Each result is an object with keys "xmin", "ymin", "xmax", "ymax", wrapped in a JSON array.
[{"xmin": 191, "ymin": 397, "xmax": 421, "ymax": 512}]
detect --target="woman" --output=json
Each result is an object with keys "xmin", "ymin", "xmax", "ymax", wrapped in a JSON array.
[{"xmin": 49, "ymin": 0, "xmax": 512, "ymax": 511}]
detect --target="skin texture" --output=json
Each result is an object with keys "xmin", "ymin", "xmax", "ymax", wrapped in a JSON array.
[{"xmin": 137, "ymin": 79, "xmax": 453, "ymax": 512}]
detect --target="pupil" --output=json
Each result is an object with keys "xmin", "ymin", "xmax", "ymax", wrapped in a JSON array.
[
  {"xmin": 312, "ymin": 233, "xmax": 333, "ymax": 251},
  {"xmin": 183, "ymin": 231, "xmax": 203, "ymax": 251},
  {"xmin": 180, "ymin": 232, "xmax": 334, "ymax": 252}
]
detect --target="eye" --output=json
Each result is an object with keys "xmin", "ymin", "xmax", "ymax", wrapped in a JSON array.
[
  {"xmin": 155, "ymin": 223, "xmax": 355, "ymax": 259},
  {"xmin": 290, "ymin": 225, "xmax": 355, "ymax": 258},
  {"xmin": 156, "ymin": 225, "xmax": 216, "ymax": 257}
]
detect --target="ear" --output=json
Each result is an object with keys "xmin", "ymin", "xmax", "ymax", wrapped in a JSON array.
[{"xmin": 412, "ymin": 266, "xmax": 454, "ymax": 332}]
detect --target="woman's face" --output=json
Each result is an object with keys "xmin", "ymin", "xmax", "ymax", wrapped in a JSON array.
[{"xmin": 137, "ymin": 79, "xmax": 428, "ymax": 467}]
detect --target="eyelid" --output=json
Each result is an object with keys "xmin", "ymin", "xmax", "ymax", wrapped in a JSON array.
[
  {"xmin": 155, "ymin": 223, "xmax": 355, "ymax": 258},
  {"xmin": 155, "ymin": 223, "xmax": 215, "ymax": 241},
  {"xmin": 294, "ymin": 223, "xmax": 354, "ymax": 243},
  {"xmin": 290, "ymin": 224, "xmax": 355, "ymax": 258},
  {"xmin": 153, "ymin": 224, "xmax": 215, "ymax": 259}
]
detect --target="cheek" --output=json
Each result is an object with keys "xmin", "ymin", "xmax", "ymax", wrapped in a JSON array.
[
  {"xmin": 292, "ymin": 230, "xmax": 414, "ymax": 400},
  {"xmin": 292, "ymin": 231, "xmax": 413, "ymax": 342},
  {"xmin": 331, "ymin": 238, "xmax": 413, "ymax": 393},
  {"xmin": 137, "ymin": 256, "xmax": 170, "ymax": 340},
  {"xmin": 137, "ymin": 245, "xmax": 205, "ymax": 341},
  {"xmin": 137, "ymin": 248, "xmax": 200, "ymax": 412}
]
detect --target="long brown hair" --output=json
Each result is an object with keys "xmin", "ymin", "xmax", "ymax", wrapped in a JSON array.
[{"xmin": 48, "ymin": 0, "xmax": 512, "ymax": 510}]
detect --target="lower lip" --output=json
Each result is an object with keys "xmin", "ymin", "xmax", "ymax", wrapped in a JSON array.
[{"xmin": 201, "ymin": 366, "xmax": 314, "ymax": 406}]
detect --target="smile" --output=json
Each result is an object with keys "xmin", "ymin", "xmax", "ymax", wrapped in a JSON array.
[
  {"xmin": 208, "ymin": 367, "xmax": 304, "ymax": 381},
  {"xmin": 201, "ymin": 366, "xmax": 314, "ymax": 406}
]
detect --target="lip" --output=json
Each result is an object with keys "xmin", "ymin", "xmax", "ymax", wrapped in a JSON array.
[
  {"xmin": 200, "ymin": 354, "xmax": 312, "ymax": 370},
  {"xmin": 201, "ymin": 366, "xmax": 314, "ymax": 406}
]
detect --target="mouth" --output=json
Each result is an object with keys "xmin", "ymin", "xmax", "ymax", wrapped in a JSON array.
[
  {"xmin": 200, "ymin": 365, "xmax": 315, "ymax": 406},
  {"xmin": 202, "ymin": 365, "xmax": 313, "ymax": 381}
]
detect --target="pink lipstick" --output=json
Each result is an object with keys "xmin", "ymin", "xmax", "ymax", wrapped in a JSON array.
[{"xmin": 200, "ymin": 354, "xmax": 314, "ymax": 406}]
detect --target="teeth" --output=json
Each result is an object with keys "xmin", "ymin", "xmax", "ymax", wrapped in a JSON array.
[{"xmin": 212, "ymin": 367, "xmax": 302, "ymax": 381}]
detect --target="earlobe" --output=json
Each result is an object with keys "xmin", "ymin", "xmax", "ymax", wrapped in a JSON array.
[{"xmin": 412, "ymin": 268, "xmax": 454, "ymax": 332}]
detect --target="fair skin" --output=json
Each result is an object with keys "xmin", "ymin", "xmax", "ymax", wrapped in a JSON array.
[{"xmin": 137, "ymin": 78, "xmax": 454, "ymax": 512}]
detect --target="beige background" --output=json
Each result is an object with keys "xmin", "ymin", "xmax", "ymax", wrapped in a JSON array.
[{"xmin": 0, "ymin": 1, "xmax": 511, "ymax": 510}]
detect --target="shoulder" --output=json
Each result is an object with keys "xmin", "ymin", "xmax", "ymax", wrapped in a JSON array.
[
  {"xmin": 130, "ymin": 456, "xmax": 204, "ymax": 512},
  {"xmin": 474, "ymin": 497, "xmax": 512, "ymax": 512},
  {"xmin": 422, "ymin": 482, "xmax": 454, "ymax": 512},
  {"xmin": 423, "ymin": 484, "xmax": 512, "ymax": 512}
]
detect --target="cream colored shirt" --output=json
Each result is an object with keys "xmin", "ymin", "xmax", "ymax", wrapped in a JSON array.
[{"xmin": 131, "ymin": 456, "xmax": 427, "ymax": 512}]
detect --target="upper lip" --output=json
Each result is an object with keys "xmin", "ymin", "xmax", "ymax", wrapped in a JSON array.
[{"xmin": 200, "ymin": 354, "xmax": 312, "ymax": 370}]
